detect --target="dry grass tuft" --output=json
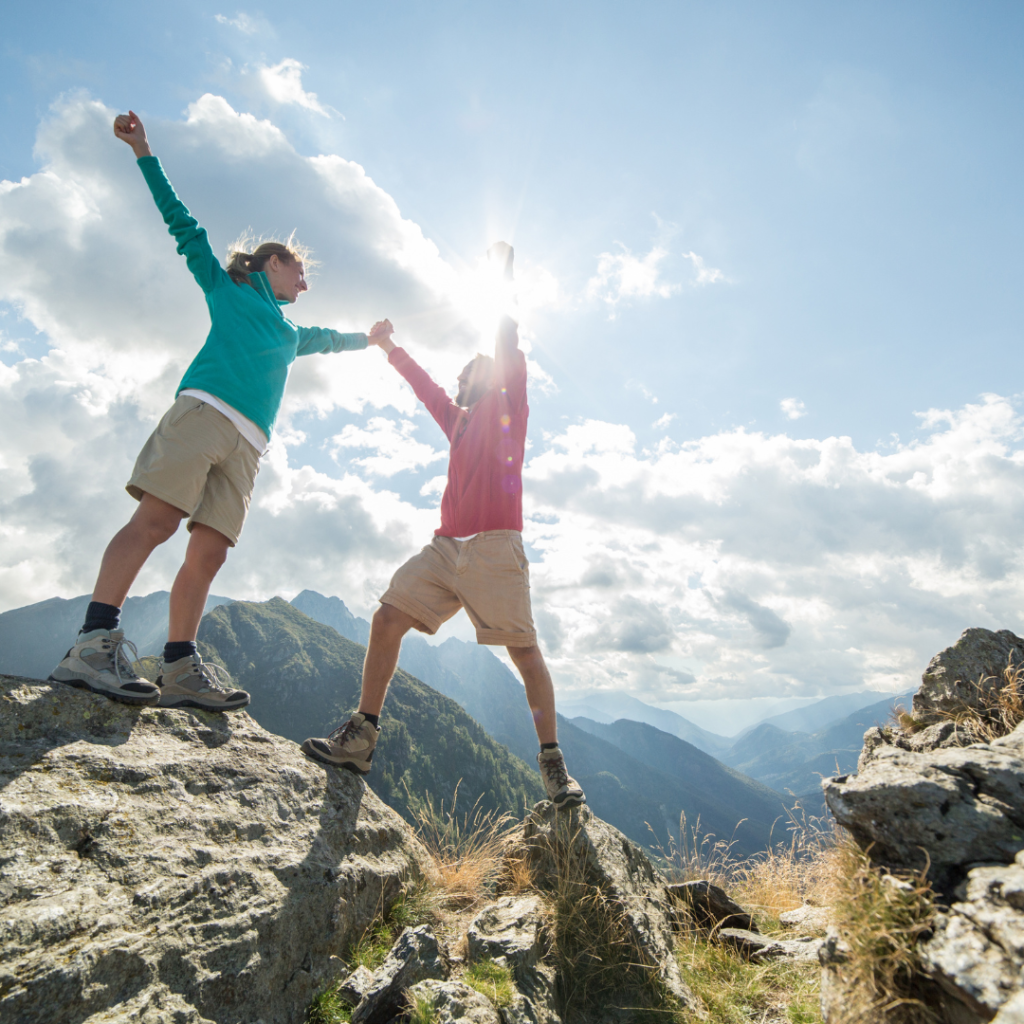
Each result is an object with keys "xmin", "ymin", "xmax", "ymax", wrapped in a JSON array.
[
  {"xmin": 411, "ymin": 784, "xmax": 518, "ymax": 913},
  {"xmin": 826, "ymin": 842, "xmax": 939, "ymax": 1024},
  {"xmin": 936, "ymin": 660, "xmax": 1024, "ymax": 743},
  {"xmin": 653, "ymin": 806, "xmax": 842, "ymax": 927}
]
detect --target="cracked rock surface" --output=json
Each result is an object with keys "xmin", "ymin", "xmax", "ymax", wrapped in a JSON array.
[
  {"xmin": 921, "ymin": 851, "xmax": 1024, "ymax": 1020},
  {"xmin": 0, "ymin": 675, "xmax": 431, "ymax": 1024},
  {"xmin": 823, "ymin": 720, "xmax": 1024, "ymax": 895}
]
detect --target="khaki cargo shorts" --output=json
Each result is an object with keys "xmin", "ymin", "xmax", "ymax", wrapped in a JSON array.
[
  {"xmin": 381, "ymin": 531, "xmax": 537, "ymax": 647},
  {"xmin": 126, "ymin": 395, "xmax": 261, "ymax": 546}
]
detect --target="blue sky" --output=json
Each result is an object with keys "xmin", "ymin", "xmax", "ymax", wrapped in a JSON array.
[{"xmin": 2, "ymin": 2, "xmax": 1023, "ymax": 709}]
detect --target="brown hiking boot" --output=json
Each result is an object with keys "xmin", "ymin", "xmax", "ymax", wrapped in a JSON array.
[
  {"xmin": 301, "ymin": 713, "xmax": 380, "ymax": 775},
  {"xmin": 156, "ymin": 654, "xmax": 250, "ymax": 712},
  {"xmin": 538, "ymin": 746, "xmax": 586, "ymax": 809},
  {"xmin": 49, "ymin": 629, "xmax": 160, "ymax": 706}
]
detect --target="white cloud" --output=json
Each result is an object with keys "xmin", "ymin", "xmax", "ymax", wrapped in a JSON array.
[
  {"xmin": 5, "ymin": 93, "xmax": 1024, "ymax": 714},
  {"xmin": 257, "ymin": 59, "xmax": 331, "ymax": 117},
  {"xmin": 781, "ymin": 397, "xmax": 807, "ymax": 420},
  {"xmin": 681, "ymin": 250, "xmax": 724, "ymax": 286},
  {"xmin": 215, "ymin": 12, "xmax": 259, "ymax": 33},
  {"xmin": 585, "ymin": 243, "xmax": 723, "ymax": 313},
  {"xmin": 520, "ymin": 394, "xmax": 1024, "ymax": 704},
  {"xmin": 653, "ymin": 413, "xmax": 676, "ymax": 429},
  {"xmin": 329, "ymin": 417, "xmax": 446, "ymax": 477},
  {"xmin": 0, "ymin": 92, "xmax": 541, "ymax": 615},
  {"xmin": 586, "ymin": 243, "xmax": 679, "ymax": 310}
]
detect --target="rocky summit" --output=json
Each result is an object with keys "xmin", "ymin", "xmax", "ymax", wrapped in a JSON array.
[
  {"xmin": 0, "ymin": 674, "xmax": 432, "ymax": 1024},
  {"xmin": 822, "ymin": 627, "xmax": 1024, "ymax": 1024}
]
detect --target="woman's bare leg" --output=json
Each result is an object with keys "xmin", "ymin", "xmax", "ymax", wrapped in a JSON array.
[
  {"xmin": 167, "ymin": 524, "xmax": 231, "ymax": 642},
  {"xmin": 91, "ymin": 493, "xmax": 183, "ymax": 608}
]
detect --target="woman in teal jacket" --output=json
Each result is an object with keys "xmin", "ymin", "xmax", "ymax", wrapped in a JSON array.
[{"xmin": 49, "ymin": 110, "xmax": 394, "ymax": 712}]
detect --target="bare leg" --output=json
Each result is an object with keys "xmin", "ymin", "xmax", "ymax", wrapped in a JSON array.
[
  {"xmin": 167, "ymin": 524, "xmax": 231, "ymax": 642},
  {"xmin": 358, "ymin": 602, "xmax": 421, "ymax": 715},
  {"xmin": 92, "ymin": 493, "xmax": 183, "ymax": 608},
  {"xmin": 506, "ymin": 644, "xmax": 558, "ymax": 746}
]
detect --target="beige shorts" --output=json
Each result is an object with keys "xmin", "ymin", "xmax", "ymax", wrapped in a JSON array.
[
  {"xmin": 381, "ymin": 531, "xmax": 537, "ymax": 647},
  {"xmin": 126, "ymin": 395, "xmax": 261, "ymax": 546}
]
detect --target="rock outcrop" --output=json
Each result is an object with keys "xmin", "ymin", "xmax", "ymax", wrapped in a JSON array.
[
  {"xmin": 823, "ymin": 720, "xmax": 1024, "ymax": 895},
  {"xmin": 914, "ymin": 628, "xmax": 1024, "ymax": 724},
  {"xmin": 0, "ymin": 675, "xmax": 431, "ymax": 1024},
  {"xmin": 521, "ymin": 801, "xmax": 696, "ymax": 1012},
  {"xmin": 821, "ymin": 628, "xmax": 1024, "ymax": 1023}
]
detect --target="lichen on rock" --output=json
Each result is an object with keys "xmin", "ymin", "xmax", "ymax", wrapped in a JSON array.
[{"xmin": 0, "ymin": 674, "xmax": 432, "ymax": 1024}]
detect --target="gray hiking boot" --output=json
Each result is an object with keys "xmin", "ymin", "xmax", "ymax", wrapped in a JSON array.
[
  {"xmin": 156, "ymin": 654, "xmax": 250, "ymax": 712},
  {"xmin": 301, "ymin": 713, "xmax": 380, "ymax": 775},
  {"xmin": 538, "ymin": 747, "xmax": 586, "ymax": 809},
  {"xmin": 49, "ymin": 628, "xmax": 160, "ymax": 706}
]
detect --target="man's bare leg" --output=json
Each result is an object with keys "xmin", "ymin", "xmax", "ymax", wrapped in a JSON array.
[
  {"xmin": 167, "ymin": 524, "xmax": 231, "ymax": 642},
  {"xmin": 92, "ymin": 492, "xmax": 183, "ymax": 607},
  {"xmin": 506, "ymin": 644, "xmax": 558, "ymax": 746},
  {"xmin": 358, "ymin": 602, "xmax": 422, "ymax": 715}
]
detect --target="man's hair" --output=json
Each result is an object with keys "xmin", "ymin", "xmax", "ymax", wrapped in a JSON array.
[
  {"xmin": 469, "ymin": 353, "xmax": 495, "ymax": 381},
  {"xmin": 225, "ymin": 232, "xmax": 317, "ymax": 285}
]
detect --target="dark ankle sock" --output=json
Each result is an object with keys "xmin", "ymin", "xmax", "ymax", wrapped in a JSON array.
[
  {"xmin": 540, "ymin": 742, "xmax": 559, "ymax": 751},
  {"xmin": 164, "ymin": 641, "xmax": 197, "ymax": 664},
  {"xmin": 81, "ymin": 601, "xmax": 121, "ymax": 634},
  {"xmin": 359, "ymin": 712, "xmax": 380, "ymax": 728}
]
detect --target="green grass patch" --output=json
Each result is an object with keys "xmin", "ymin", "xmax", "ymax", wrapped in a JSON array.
[
  {"xmin": 464, "ymin": 959, "xmax": 516, "ymax": 1008},
  {"xmin": 407, "ymin": 991, "xmax": 439, "ymax": 1024},
  {"xmin": 348, "ymin": 917, "xmax": 394, "ymax": 972},
  {"xmin": 677, "ymin": 932, "xmax": 822, "ymax": 1023},
  {"xmin": 305, "ymin": 986, "xmax": 351, "ymax": 1024}
]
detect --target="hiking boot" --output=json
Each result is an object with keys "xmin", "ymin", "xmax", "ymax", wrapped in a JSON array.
[
  {"xmin": 538, "ymin": 747, "xmax": 586, "ymax": 809},
  {"xmin": 301, "ymin": 713, "xmax": 380, "ymax": 775},
  {"xmin": 49, "ymin": 628, "xmax": 160, "ymax": 706},
  {"xmin": 156, "ymin": 654, "xmax": 250, "ymax": 711}
]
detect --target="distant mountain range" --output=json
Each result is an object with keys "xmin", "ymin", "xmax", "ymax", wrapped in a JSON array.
[
  {"xmin": 0, "ymin": 591, "xmax": 233, "ymax": 679},
  {"xmin": 719, "ymin": 691, "xmax": 916, "ymax": 801},
  {"xmin": 0, "ymin": 587, "xmax": 915, "ymax": 853}
]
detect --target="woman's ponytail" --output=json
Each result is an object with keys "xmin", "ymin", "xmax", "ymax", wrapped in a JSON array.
[{"xmin": 225, "ymin": 233, "xmax": 316, "ymax": 285}]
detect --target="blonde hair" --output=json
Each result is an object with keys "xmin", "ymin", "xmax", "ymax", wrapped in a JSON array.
[{"xmin": 225, "ymin": 231, "xmax": 317, "ymax": 285}]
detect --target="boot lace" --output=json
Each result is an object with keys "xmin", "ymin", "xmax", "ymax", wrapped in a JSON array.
[
  {"xmin": 541, "ymin": 753, "xmax": 569, "ymax": 789},
  {"xmin": 104, "ymin": 634, "xmax": 142, "ymax": 683},
  {"xmin": 192, "ymin": 658, "xmax": 233, "ymax": 693},
  {"xmin": 328, "ymin": 718, "xmax": 360, "ymax": 745}
]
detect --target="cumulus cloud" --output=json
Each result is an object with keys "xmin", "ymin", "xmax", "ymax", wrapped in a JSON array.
[
  {"xmin": 4, "ymin": 92, "xmax": 1024, "ymax": 713},
  {"xmin": 257, "ymin": 59, "xmax": 332, "ymax": 116},
  {"xmin": 521, "ymin": 395, "xmax": 1024, "ymax": 703},
  {"xmin": 585, "ymin": 243, "xmax": 723, "ymax": 314},
  {"xmin": 653, "ymin": 412, "xmax": 676, "ymax": 429},
  {"xmin": 330, "ymin": 417, "xmax": 446, "ymax": 477},
  {"xmin": 586, "ymin": 244, "xmax": 679, "ymax": 310},
  {"xmin": 781, "ymin": 397, "xmax": 807, "ymax": 420},
  {"xmin": 0, "ymin": 92, "xmax": 520, "ymax": 614}
]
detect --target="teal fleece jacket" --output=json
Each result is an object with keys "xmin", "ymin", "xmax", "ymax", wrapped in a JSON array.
[{"xmin": 137, "ymin": 156, "xmax": 367, "ymax": 439}]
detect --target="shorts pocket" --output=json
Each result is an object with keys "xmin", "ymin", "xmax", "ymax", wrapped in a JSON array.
[{"xmin": 166, "ymin": 397, "xmax": 204, "ymax": 429}]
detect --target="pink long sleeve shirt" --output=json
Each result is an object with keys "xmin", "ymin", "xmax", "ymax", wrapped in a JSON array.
[{"xmin": 388, "ymin": 317, "xmax": 528, "ymax": 537}]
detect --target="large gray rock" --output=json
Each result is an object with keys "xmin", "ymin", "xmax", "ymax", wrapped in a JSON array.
[
  {"xmin": 921, "ymin": 851, "xmax": 1024, "ymax": 1020},
  {"xmin": 351, "ymin": 925, "xmax": 447, "ymax": 1024},
  {"xmin": 468, "ymin": 895, "xmax": 548, "ymax": 970},
  {"xmin": 0, "ymin": 675, "xmax": 431, "ymax": 1024},
  {"xmin": 521, "ymin": 801, "xmax": 695, "ymax": 1011},
  {"xmin": 408, "ymin": 979, "xmax": 502, "ymax": 1023},
  {"xmin": 915, "ymin": 628, "xmax": 1024, "ymax": 724},
  {"xmin": 823, "ymin": 719, "xmax": 1024, "ymax": 894}
]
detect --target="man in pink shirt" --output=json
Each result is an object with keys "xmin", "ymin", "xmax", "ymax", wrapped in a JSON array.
[{"xmin": 303, "ymin": 245, "xmax": 585, "ymax": 809}]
